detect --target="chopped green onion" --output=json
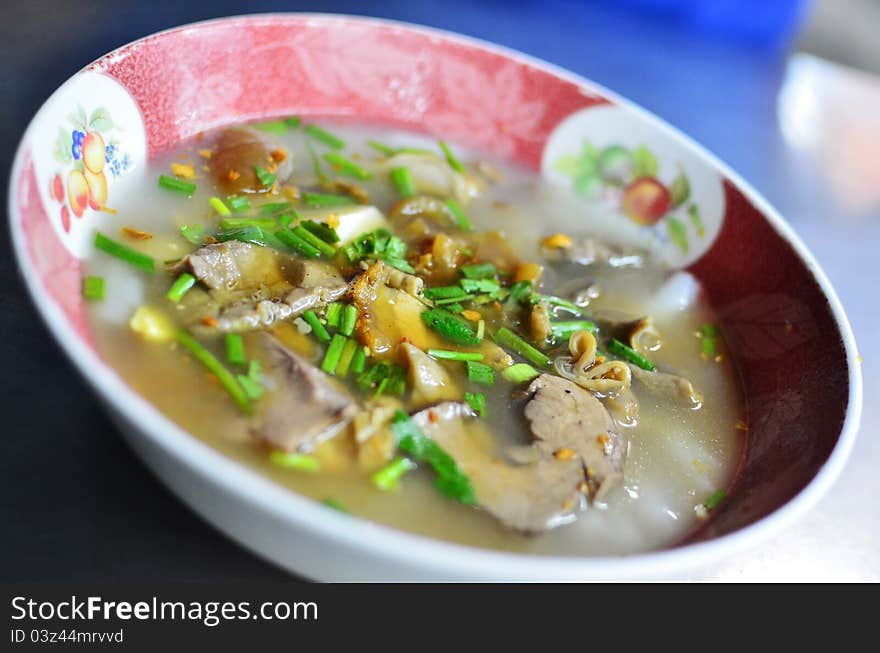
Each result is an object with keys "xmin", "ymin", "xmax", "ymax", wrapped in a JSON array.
[
  {"xmin": 219, "ymin": 217, "xmax": 277, "ymax": 230},
  {"xmin": 237, "ymin": 374, "xmax": 265, "ymax": 400},
  {"xmin": 444, "ymin": 303, "xmax": 464, "ymax": 314},
  {"xmin": 371, "ymin": 456, "xmax": 417, "ymax": 491},
  {"xmin": 82, "ymin": 276, "xmax": 105, "ymax": 301},
  {"xmin": 209, "ymin": 196, "xmax": 231, "ymax": 216},
  {"xmin": 461, "ymin": 278, "xmax": 500, "ymax": 293},
  {"xmin": 247, "ymin": 359, "xmax": 263, "ymax": 383},
  {"xmin": 275, "ymin": 229, "xmax": 321, "ymax": 258},
  {"xmin": 438, "ymin": 140, "xmax": 465, "ymax": 173},
  {"xmin": 550, "ymin": 320, "xmax": 596, "ymax": 340},
  {"xmin": 253, "ymin": 165, "xmax": 276, "ymax": 188},
  {"xmin": 427, "ymin": 349, "xmax": 483, "ymax": 362},
  {"xmin": 225, "ymin": 333, "xmax": 245, "ymax": 365},
  {"xmin": 321, "ymin": 334, "xmax": 347, "ymax": 374},
  {"xmin": 339, "ymin": 304, "xmax": 358, "ymax": 337},
  {"xmin": 321, "ymin": 497, "xmax": 347, "ymax": 512},
  {"xmin": 301, "ymin": 220, "xmax": 340, "ymax": 244},
  {"xmin": 501, "ymin": 363, "xmax": 540, "ymax": 384},
  {"xmin": 284, "ymin": 116, "xmax": 302, "ymax": 128},
  {"xmin": 305, "ymin": 124, "xmax": 345, "ymax": 149},
  {"xmin": 292, "ymin": 225, "xmax": 336, "ymax": 257},
  {"xmin": 158, "ymin": 174, "xmax": 196, "ymax": 196},
  {"xmin": 424, "ymin": 286, "xmax": 469, "ymax": 300},
  {"xmin": 383, "ymin": 257, "xmax": 415, "ymax": 274},
  {"xmin": 699, "ymin": 323, "xmax": 720, "ymax": 358},
  {"xmin": 476, "ymin": 319, "xmax": 485, "ymax": 340},
  {"xmin": 226, "ymin": 195, "xmax": 250, "ymax": 211},
  {"xmin": 277, "ymin": 213, "xmax": 296, "ymax": 229},
  {"xmin": 322, "ymin": 152, "xmax": 372, "ymax": 180},
  {"xmin": 216, "ymin": 226, "xmax": 266, "ymax": 246},
  {"xmin": 258, "ymin": 201, "xmax": 292, "ymax": 215},
  {"xmin": 303, "ymin": 310, "xmax": 331, "ymax": 342},
  {"xmin": 444, "ymin": 198, "xmax": 473, "ymax": 231},
  {"xmin": 268, "ymin": 451, "xmax": 320, "ymax": 473},
  {"xmin": 507, "ymin": 280, "xmax": 533, "ymax": 302},
  {"xmin": 434, "ymin": 294, "xmax": 470, "ymax": 306},
  {"xmin": 253, "ymin": 120, "xmax": 288, "ymax": 134},
  {"xmin": 335, "ymin": 338, "xmax": 359, "ymax": 377},
  {"xmin": 704, "ymin": 489, "xmax": 727, "ymax": 510},
  {"xmin": 532, "ymin": 293, "xmax": 581, "ymax": 313},
  {"xmin": 494, "ymin": 327, "xmax": 550, "ymax": 367},
  {"xmin": 421, "ymin": 308, "xmax": 481, "ymax": 346},
  {"xmin": 390, "ymin": 166, "xmax": 416, "ymax": 197},
  {"xmin": 179, "ymin": 224, "xmax": 206, "ymax": 245},
  {"xmin": 303, "ymin": 192, "xmax": 353, "ymax": 208},
  {"xmin": 305, "ymin": 138, "xmax": 328, "ymax": 183},
  {"xmin": 166, "ymin": 273, "xmax": 196, "ymax": 303},
  {"xmin": 464, "ymin": 391, "xmax": 486, "ymax": 417},
  {"xmin": 325, "ymin": 302, "xmax": 343, "ymax": 328},
  {"xmin": 460, "ymin": 262, "xmax": 496, "ymax": 280},
  {"xmin": 94, "ymin": 232, "xmax": 155, "ymax": 272},
  {"xmin": 351, "ymin": 346, "xmax": 367, "ymax": 374},
  {"xmin": 367, "ymin": 140, "xmax": 397, "ymax": 155},
  {"xmin": 392, "ymin": 411, "xmax": 476, "ymax": 504},
  {"xmin": 465, "ymin": 360, "xmax": 495, "ymax": 385},
  {"xmin": 261, "ymin": 229, "xmax": 288, "ymax": 251},
  {"xmin": 357, "ymin": 362, "xmax": 390, "ymax": 393},
  {"xmin": 176, "ymin": 330, "xmax": 252, "ymax": 414},
  {"xmin": 608, "ymin": 338, "xmax": 655, "ymax": 371}
]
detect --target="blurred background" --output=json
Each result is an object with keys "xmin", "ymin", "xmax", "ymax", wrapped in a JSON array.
[{"xmin": 1, "ymin": 0, "xmax": 877, "ymax": 581}]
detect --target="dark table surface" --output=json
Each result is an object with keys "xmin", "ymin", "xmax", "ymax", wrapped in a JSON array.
[{"xmin": 3, "ymin": 0, "xmax": 876, "ymax": 581}]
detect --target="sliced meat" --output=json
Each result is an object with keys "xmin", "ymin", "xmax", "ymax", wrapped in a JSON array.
[
  {"xmin": 411, "ymin": 402, "xmax": 585, "ymax": 533},
  {"xmin": 252, "ymin": 334, "xmax": 357, "ymax": 452},
  {"xmin": 210, "ymin": 127, "xmax": 292, "ymax": 194},
  {"xmin": 173, "ymin": 241, "xmax": 266, "ymax": 291},
  {"xmin": 628, "ymin": 365, "xmax": 703, "ymax": 409},
  {"xmin": 398, "ymin": 342, "xmax": 458, "ymax": 408},
  {"xmin": 520, "ymin": 374, "xmax": 626, "ymax": 501}
]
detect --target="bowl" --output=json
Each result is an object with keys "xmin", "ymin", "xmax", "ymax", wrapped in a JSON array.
[{"xmin": 8, "ymin": 13, "xmax": 862, "ymax": 581}]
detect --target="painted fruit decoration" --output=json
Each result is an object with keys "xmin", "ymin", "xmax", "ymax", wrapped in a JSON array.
[
  {"xmin": 51, "ymin": 105, "xmax": 131, "ymax": 232},
  {"xmin": 554, "ymin": 141, "xmax": 705, "ymax": 253}
]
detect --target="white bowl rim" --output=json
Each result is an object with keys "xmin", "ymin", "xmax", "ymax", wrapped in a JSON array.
[{"xmin": 8, "ymin": 12, "xmax": 863, "ymax": 581}]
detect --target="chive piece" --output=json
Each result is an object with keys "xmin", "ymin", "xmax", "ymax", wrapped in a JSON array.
[
  {"xmin": 293, "ymin": 225, "xmax": 336, "ymax": 257},
  {"xmin": 371, "ymin": 456, "xmax": 417, "ymax": 492},
  {"xmin": 176, "ymin": 330, "xmax": 252, "ymax": 414},
  {"xmin": 247, "ymin": 359, "xmax": 263, "ymax": 383},
  {"xmin": 438, "ymin": 140, "xmax": 465, "ymax": 173},
  {"xmin": 421, "ymin": 308, "xmax": 481, "ymax": 346},
  {"xmin": 383, "ymin": 258, "xmax": 415, "ymax": 274},
  {"xmin": 427, "ymin": 349, "xmax": 483, "ymax": 362},
  {"xmin": 460, "ymin": 262, "xmax": 496, "ymax": 280},
  {"xmin": 284, "ymin": 116, "xmax": 302, "ymax": 128},
  {"xmin": 180, "ymin": 224, "xmax": 206, "ymax": 245},
  {"xmin": 434, "ymin": 294, "xmax": 470, "ymax": 306},
  {"xmin": 303, "ymin": 192, "xmax": 353, "ymax": 208},
  {"xmin": 254, "ymin": 165, "xmax": 276, "ymax": 188},
  {"xmin": 367, "ymin": 140, "xmax": 397, "ymax": 155},
  {"xmin": 226, "ymin": 195, "xmax": 250, "ymax": 211},
  {"xmin": 325, "ymin": 302, "xmax": 343, "ymax": 328},
  {"xmin": 209, "ymin": 196, "xmax": 231, "ymax": 216},
  {"xmin": 465, "ymin": 360, "xmax": 495, "ymax": 385},
  {"xmin": 476, "ymin": 319, "xmax": 485, "ymax": 340},
  {"xmin": 268, "ymin": 451, "xmax": 320, "ymax": 473},
  {"xmin": 237, "ymin": 374, "xmax": 265, "ymax": 400},
  {"xmin": 392, "ymin": 411, "xmax": 476, "ymax": 504},
  {"xmin": 550, "ymin": 320, "xmax": 597, "ymax": 340},
  {"xmin": 82, "ymin": 276, "xmax": 105, "ymax": 301},
  {"xmin": 444, "ymin": 303, "xmax": 464, "ymax": 314},
  {"xmin": 219, "ymin": 217, "xmax": 277, "ymax": 230},
  {"xmin": 277, "ymin": 213, "xmax": 296, "ymax": 229},
  {"xmin": 321, "ymin": 497, "xmax": 347, "ymax": 512},
  {"xmin": 158, "ymin": 174, "xmax": 196, "ymax": 196},
  {"xmin": 704, "ymin": 489, "xmax": 727, "ymax": 510},
  {"xmin": 385, "ymin": 365, "xmax": 407, "ymax": 396},
  {"xmin": 166, "ymin": 273, "xmax": 196, "ymax": 303},
  {"xmin": 339, "ymin": 304, "xmax": 358, "ymax": 337},
  {"xmin": 321, "ymin": 334, "xmax": 347, "ymax": 374},
  {"xmin": 501, "ymin": 363, "xmax": 540, "ymax": 384},
  {"xmin": 301, "ymin": 220, "xmax": 340, "ymax": 244},
  {"xmin": 322, "ymin": 152, "xmax": 372, "ymax": 180},
  {"xmin": 260, "ymin": 229, "xmax": 287, "ymax": 251},
  {"xmin": 258, "ymin": 201, "xmax": 292, "ymax": 215},
  {"xmin": 390, "ymin": 166, "xmax": 416, "ymax": 198},
  {"xmin": 608, "ymin": 338, "xmax": 655, "ymax": 371},
  {"xmin": 216, "ymin": 226, "xmax": 266, "ymax": 246},
  {"xmin": 302, "ymin": 310, "xmax": 331, "ymax": 342},
  {"xmin": 351, "ymin": 346, "xmax": 367, "ymax": 374},
  {"xmin": 424, "ymin": 286, "xmax": 470, "ymax": 300},
  {"xmin": 335, "ymin": 338, "xmax": 359, "ymax": 377},
  {"xmin": 461, "ymin": 278, "xmax": 500, "ymax": 293},
  {"xmin": 225, "ymin": 333, "xmax": 245, "ymax": 365},
  {"xmin": 357, "ymin": 362, "xmax": 390, "ymax": 393},
  {"xmin": 275, "ymin": 229, "xmax": 321, "ymax": 258},
  {"xmin": 464, "ymin": 391, "xmax": 486, "ymax": 417},
  {"xmin": 494, "ymin": 327, "xmax": 550, "ymax": 367},
  {"xmin": 253, "ymin": 120, "xmax": 288, "ymax": 134},
  {"xmin": 305, "ymin": 138, "xmax": 328, "ymax": 183},
  {"xmin": 444, "ymin": 198, "xmax": 473, "ymax": 231},
  {"xmin": 699, "ymin": 324, "xmax": 720, "ymax": 358},
  {"xmin": 507, "ymin": 280, "xmax": 533, "ymax": 302},
  {"xmin": 94, "ymin": 232, "xmax": 155, "ymax": 272},
  {"xmin": 305, "ymin": 124, "xmax": 345, "ymax": 149}
]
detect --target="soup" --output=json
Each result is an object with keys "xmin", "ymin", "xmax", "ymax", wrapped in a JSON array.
[{"xmin": 83, "ymin": 121, "xmax": 745, "ymax": 556}]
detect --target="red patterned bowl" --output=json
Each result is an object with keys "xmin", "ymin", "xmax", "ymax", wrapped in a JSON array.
[{"xmin": 8, "ymin": 14, "xmax": 862, "ymax": 580}]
